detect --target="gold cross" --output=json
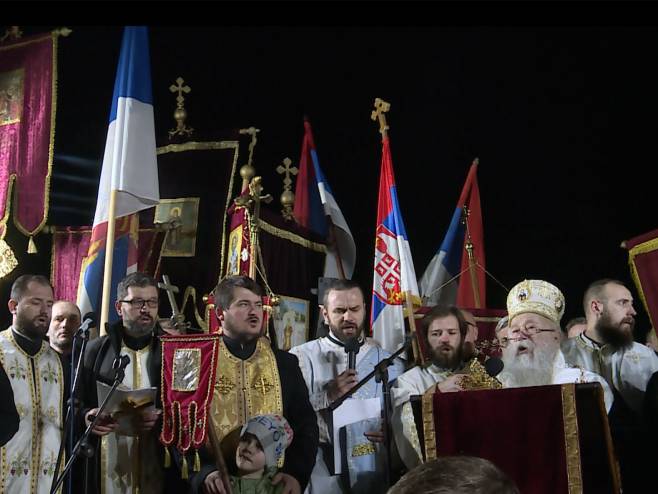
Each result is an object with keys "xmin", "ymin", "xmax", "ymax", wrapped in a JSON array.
[
  {"xmin": 216, "ymin": 375, "xmax": 235, "ymax": 395},
  {"xmin": 169, "ymin": 77, "xmax": 191, "ymax": 109},
  {"xmin": 276, "ymin": 158, "xmax": 298, "ymax": 191},
  {"xmin": 252, "ymin": 375, "xmax": 272, "ymax": 396},
  {"xmin": 371, "ymin": 98, "xmax": 391, "ymax": 138}
]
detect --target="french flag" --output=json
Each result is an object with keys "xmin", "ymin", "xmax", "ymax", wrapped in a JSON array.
[
  {"xmin": 371, "ymin": 136, "xmax": 420, "ymax": 353},
  {"xmin": 419, "ymin": 159, "xmax": 485, "ymax": 308},
  {"xmin": 78, "ymin": 27, "xmax": 159, "ymax": 322},
  {"xmin": 293, "ymin": 119, "xmax": 356, "ymax": 279}
]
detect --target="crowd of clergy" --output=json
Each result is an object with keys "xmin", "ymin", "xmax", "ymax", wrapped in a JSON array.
[{"xmin": 0, "ymin": 271, "xmax": 656, "ymax": 494}]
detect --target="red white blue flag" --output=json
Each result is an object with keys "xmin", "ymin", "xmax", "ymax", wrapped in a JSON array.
[
  {"xmin": 371, "ymin": 137, "xmax": 419, "ymax": 353},
  {"xmin": 78, "ymin": 27, "xmax": 159, "ymax": 322}
]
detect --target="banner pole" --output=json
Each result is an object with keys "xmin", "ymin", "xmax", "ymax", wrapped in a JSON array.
[{"xmin": 99, "ymin": 189, "xmax": 118, "ymax": 335}]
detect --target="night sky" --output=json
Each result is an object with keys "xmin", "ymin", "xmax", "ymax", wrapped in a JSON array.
[{"xmin": 12, "ymin": 24, "xmax": 658, "ymax": 338}]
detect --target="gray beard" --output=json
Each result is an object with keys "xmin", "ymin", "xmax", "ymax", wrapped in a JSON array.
[
  {"xmin": 502, "ymin": 349, "xmax": 556, "ymax": 387},
  {"xmin": 124, "ymin": 319, "xmax": 155, "ymax": 338}
]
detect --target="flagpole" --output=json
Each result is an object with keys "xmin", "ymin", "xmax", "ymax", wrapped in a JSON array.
[{"xmin": 100, "ymin": 189, "xmax": 118, "ymax": 335}]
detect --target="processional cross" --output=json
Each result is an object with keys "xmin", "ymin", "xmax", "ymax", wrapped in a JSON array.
[
  {"xmin": 371, "ymin": 97, "xmax": 391, "ymax": 138},
  {"xmin": 276, "ymin": 157, "xmax": 298, "ymax": 220},
  {"xmin": 158, "ymin": 275, "xmax": 189, "ymax": 332},
  {"xmin": 168, "ymin": 77, "xmax": 194, "ymax": 138}
]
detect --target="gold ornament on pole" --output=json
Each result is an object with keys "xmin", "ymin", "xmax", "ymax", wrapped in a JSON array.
[
  {"xmin": 238, "ymin": 127, "xmax": 260, "ymax": 191},
  {"xmin": 168, "ymin": 77, "xmax": 194, "ymax": 139},
  {"xmin": 371, "ymin": 97, "xmax": 391, "ymax": 138},
  {"xmin": 276, "ymin": 157, "xmax": 298, "ymax": 221}
]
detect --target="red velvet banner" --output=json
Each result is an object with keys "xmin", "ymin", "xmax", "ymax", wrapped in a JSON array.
[
  {"xmin": 51, "ymin": 225, "xmax": 165, "ymax": 302},
  {"xmin": 0, "ymin": 32, "xmax": 57, "ymax": 240},
  {"xmin": 625, "ymin": 228, "xmax": 658, "ymax": 329},
  {"xmin": 160, "ymin": 334, "xmax": 220, "ymax": 454},
  {"xmin": 426, "ymin": 385, "xmax": 572, "ymax": 494}
]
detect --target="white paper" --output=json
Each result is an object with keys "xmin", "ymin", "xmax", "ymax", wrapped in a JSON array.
[
  {"xmin": 332, "ymin": 397, "xmax": 382, "ymax": 473},
  {"xmin": 96, "ymin": 381, "xmax": 157, "ymax": 436}
]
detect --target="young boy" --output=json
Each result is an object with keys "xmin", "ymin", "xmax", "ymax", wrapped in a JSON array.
[{"xmin": 231, "ymin": 414, "xmax": 294, "ymax": 494}]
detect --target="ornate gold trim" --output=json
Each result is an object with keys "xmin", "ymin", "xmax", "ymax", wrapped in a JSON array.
[
  {"xmin": 628, "ymin": 237, "xmax": 658, "ymax": 329},
  {"xmin": 421, "ymin": 391, "xmax": 437, "ymax": 462},
  {"xmin": 156, "ymin": 140, "xmax": 238, "ymax": 155},
  {"xmin": 561, "ymin": 384, "xmax": 583, "ymax": 494},
  {"xmin": 259, "ymin": 220, "xmax": 326, "ymax": 253}
]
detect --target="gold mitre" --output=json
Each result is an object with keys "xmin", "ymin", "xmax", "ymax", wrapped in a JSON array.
[{"xmin": 506, "ymin": 279, "xmax": 565, "ymax": 324}]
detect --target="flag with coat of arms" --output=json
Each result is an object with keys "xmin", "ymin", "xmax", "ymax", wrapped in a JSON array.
[{"xmin": 371, "ymin": 135, "xmax": 420, "ymax": 354}]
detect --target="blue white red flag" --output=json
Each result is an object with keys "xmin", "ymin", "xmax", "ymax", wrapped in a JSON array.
[
  {"xmin": 419, "ymin": 160, "xmax": 485, "ymax": 308},
  {"xmin": 371, "ymin": 137, "xmax": 420, "ymax": 353},
  {"xmin": 78, "ymin": 27, "xmax": 159, "ymax": 322},
  {"xmin": 293, "ymin": 119, "xmax": 356, "ymax": 279}
]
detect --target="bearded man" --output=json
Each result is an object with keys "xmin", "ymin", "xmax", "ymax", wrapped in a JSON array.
[
  {"xmin": 561, "ymin": 279, "xmax": 658, "ymax": 413},
  {"xmin": 498, "ymin": 280, "xmax": 613, "ymax": 411},
  {"xmin": 390, "ymin": 305, "xmax": 471, "ymax": 469},
  {"xmin": 290, "ymin": 278, "xmax": 404, "ymax": 494},
  {"xmin": 81, "ymin": 272, "xmax": 170, "ymax": 494},
  {"xmin": 0, "ymin": 274, "xmax": 65, "ymax": 492},
  {"xmin": 561, "ymin": 279, "xmax": 658, "ymax": 494}
]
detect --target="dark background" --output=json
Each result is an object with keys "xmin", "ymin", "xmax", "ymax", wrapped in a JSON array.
[{"xmin": 4, "ymin": 24, "xmax": 657, "ymax": 339}]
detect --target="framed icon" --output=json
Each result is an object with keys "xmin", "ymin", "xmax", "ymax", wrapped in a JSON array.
[{"xmin": 272, "ymin": 296, "xmax": 309, "ymax": 351}]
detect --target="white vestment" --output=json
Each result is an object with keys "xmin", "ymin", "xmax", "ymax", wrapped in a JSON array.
[
  {"xmin": 101, "ymin": 345, "xmax": 163, "ymax": 494},
  {"xmin": 290, "ymin": 333, "xmax": 404, "ymax": 494},
  {"xmin": 0, "ymin": 329, "xmax": 64, "ymax": 494},
  {"xmin": 390, "ymin": 363, "xmax": 454, "ymax": 469},
  {"xmin": 562, "ymin": 333, "xmax": 658, "ymax": 414}
]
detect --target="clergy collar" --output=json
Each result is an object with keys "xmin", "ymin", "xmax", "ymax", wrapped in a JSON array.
[
  {"xmin": 121, "ymin": 329, "xmax": 153, "ymax": 351},
  {"xmin": 222, "ymin": 333, "xmax": 258, "ymax": 360},
  {"xmin": 326, "ymin": 330, "xmax": 365, "ymax": 348},
  {"xmin": 11, "ymin": 327, "xmax": 44, "ymax": 357}
]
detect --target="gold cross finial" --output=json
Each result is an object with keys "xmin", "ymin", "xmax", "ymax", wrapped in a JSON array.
[
  {"xmin": 371, "ymin": 98, "xmax": 391, "ymax": 138},
  {"xmin": 276, "ymin": 158, "xmax": 298, "ymax": 190},
  {"xmin": 277, "ymin": 158, "xmax": 298, "ymax": 221},
  {"xmin": 238, "ymin": 127, "xmax": 261, "ymax": 190},
  {"xmin": 168, "ymin": 77, "xmax": 194, "ymax": 139},
  {"xmin": 169, "ymin": 77, "xmax": 191, "ymax": 108}
]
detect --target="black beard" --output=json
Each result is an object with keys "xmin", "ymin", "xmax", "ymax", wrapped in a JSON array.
[
  {"xmin": 431, "ymin": 344, "xmax": 464, "ymax": 370},
  {"xmin": 596, "ymin": 312, "xmax": 634, "ymax": 349},
  {"xmin": 329, "ymin": 322, "xmax": 365, "ymax": 342}
]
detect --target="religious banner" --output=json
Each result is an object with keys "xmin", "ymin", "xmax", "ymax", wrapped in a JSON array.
[
  {"xmin": 0, "ymin": 30, "xmax": 65, "ymax": 256},
  {"xmin": 51, "ymin": 224, "xmax": 165, "ymax": 302},
  {"xmin": 154, "ymin": 197, "xmax": 200, "ymax": 257},
  {"xmin": 624, "ymin": 228, "xmax": 658, "ymax": 329},
  {"xmin": 160, "ymin": 333, "xmax": 220, "ymax": 478}
]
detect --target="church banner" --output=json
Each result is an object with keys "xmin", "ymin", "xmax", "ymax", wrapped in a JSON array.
[
  {"xmin": 624, "ymin": 228, "xmax": 658, "ymax": 329},
  {"xmin": 0, "ymin": 31, "xmax": 59, "ymax": 249}
]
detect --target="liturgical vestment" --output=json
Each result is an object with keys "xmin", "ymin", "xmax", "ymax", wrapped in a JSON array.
[
  {"xmin": 290, "ymin": 333, "xmax": 404, "ymax": 494},
  {"xmin": 0, "ymin": 328, "xmax": 64, "ymax": 494}
]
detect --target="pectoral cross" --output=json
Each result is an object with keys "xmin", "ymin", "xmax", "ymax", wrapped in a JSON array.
[{"xmin": 371, "ymin": 98, "xmax": 391, "ymax": 138}]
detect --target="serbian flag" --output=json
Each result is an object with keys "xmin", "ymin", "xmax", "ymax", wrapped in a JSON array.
[
  {"xmin": 371, "ymin": 136, "xmax": 420, "ymax": 353},
  {"xmin": 420, "ymin": 159, "xmax": 485, "ymax": 308},
  {"xmin": 78, "ymin": 27, "xmax": 159, "ymax": 322},
  {"xmin": 293, "ymin": 119, "xmax": 356, "ymax": 279}
]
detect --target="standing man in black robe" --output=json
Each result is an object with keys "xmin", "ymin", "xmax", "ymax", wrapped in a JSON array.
[{"xmin": 190, "ymin": 275, "xmax": 318, "ymax": 494}]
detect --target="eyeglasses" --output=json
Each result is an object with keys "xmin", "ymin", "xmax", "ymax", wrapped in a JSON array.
[
  {"xmin": 509, "ymin": 326, "xmax": 557, "ymax": 337},
  {"xmin": 119, "ymin": 298, "xmax": 158, "ymax": 309}
]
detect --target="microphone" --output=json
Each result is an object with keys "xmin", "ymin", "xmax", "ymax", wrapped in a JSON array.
[
  {"xmin": 484, "ymin": 357, "xmax": 504, "ymax": 378},
  {"xmin": 76, "ymin": 312, "xmax": 97, "ymax": 336},
  {"xmin": 344, "ymin": 337, "xmax": 361, "ymax": 370}
]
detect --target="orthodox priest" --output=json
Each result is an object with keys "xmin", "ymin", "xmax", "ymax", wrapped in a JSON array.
[
  {"xmin": 190, "ymin": 275, "xmax": 318, "ymax": 494},
  {"xmin": 0, "ymin": 274, "xmax": 66, "ymax": 493},
  {"xmin": 81, "ymin": 272, "xmax": 172, "ymax": 493},
  {"xmin": 290, "ymin": 278, "xmax": 405, "ymax": 494}
]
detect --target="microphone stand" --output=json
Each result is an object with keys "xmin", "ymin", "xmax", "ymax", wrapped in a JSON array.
[
  {"xmin": 50, "ymin": 321, "xmax": 93, "ymax": 494},
  {"xmin": 50, "ymin": 353, "xmax": 130, "ymax": 494},
  {"xmin": 329, "ymin": 336, "xmax": 411, "ymax": 490}
]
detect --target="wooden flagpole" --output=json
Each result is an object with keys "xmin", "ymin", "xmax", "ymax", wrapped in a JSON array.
[{"xmin": 99, "ymin": 189, "xmax": 118, "ymax": 335}]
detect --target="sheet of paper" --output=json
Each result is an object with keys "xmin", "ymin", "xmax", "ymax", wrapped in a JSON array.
[
  {"xmin": 96, "ymin": 382, "xmax": 157, "ymax": 436},
  {"xmin": 332, "ymin": 397, "xmax": 381, "ymax": 473}
]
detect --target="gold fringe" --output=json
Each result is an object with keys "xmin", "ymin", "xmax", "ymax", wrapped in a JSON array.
[
  {"xmin": 27, "ymin": 235, "xmax": 37, "ymax": 254},
  {"xmin": 258, "ymin": 219, "xmax": 327, "ymax": 253},
  {"xmin": 164, "ymin": 446, "xmax": 171, "ymax": 468},
  {"xmin": 194, "ymin": 449, "xmax": 201, "ymax": 472},
  {"xmin": 181, "ymin": 454, "xmax": 189, "ymax": 479}
]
